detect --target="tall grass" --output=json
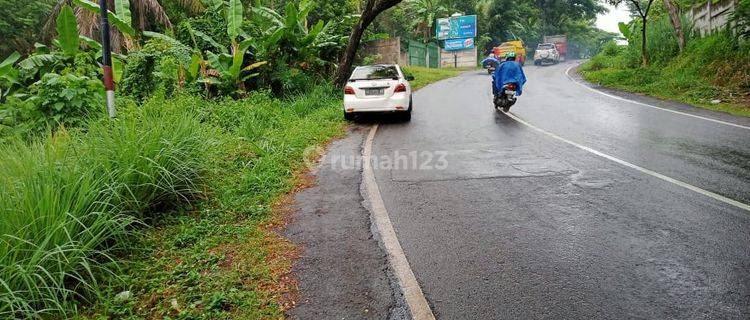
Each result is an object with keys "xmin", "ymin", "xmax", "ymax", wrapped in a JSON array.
[
  {"xmin": 0, "ymin": 99, "xmax": 210, "ymax": 318},
  {"xmin": 77, "ymin": 87, "xmax": 346, "ymax": 319},
  {"xmin": 0, "ymin": 138, "xmax": 132, "ymax": 317}
]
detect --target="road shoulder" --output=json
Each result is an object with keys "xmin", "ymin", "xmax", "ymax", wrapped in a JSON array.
[
  {"xmin": 284, "ymin": 126, "xmax": 404, "ymax": 319},
  {"xmin": 569, "ymin": 63, "xmax": 750, "ymax": 127}
]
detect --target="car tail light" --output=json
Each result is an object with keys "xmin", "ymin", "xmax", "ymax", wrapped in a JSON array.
[
  {"xmin": 505, "ymin": 83, "xmax": 517, "ymax": 90},
  {"xmin": 344, "ymin": 86, "xmax": 355, "ymax": 95},
  {"xmin": 394, "ymin": 83, "xmax": 407, "ymax": 93}
]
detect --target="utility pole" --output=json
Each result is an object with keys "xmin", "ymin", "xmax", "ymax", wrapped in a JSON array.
[{"xmin": 99, "ymin": 0, "xmax": 116, "ymax": 118}]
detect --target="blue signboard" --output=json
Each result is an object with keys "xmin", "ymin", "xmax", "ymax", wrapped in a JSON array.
[
  {"xmin": 436, "ymin": 15, "xmax": 477, "ymax": 40},
  {"xmin": 444, "ymin": 38, "xmax": 475, "ymax": 51}
]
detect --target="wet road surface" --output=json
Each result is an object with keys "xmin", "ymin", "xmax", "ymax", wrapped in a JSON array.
[{"xmin": 371, "ymin": 62, "xmax": 750, "ymax": 319}]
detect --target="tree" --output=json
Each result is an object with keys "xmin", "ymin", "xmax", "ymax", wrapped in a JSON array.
[
  {"xmin": 407, "ymin": 0, "xmax": 448, "ymax": 43},
  {"xmin": 333, "ymin": 0, "xmax": 403, "ymax": 87},
  {"xmin": 43, "ymin": 0, "xmax": 203, "ymax": 52},
  {"xmin": 535, "ymin": 0, "xmax": 604, "ymax": 35},
  {"xmin": 662, "ymin": 0, "xmax": 685, "ymax": 52},
  {"xmin": 480, "ymin": 0, "xmax": 537, "ymax": 44},
  {"xmin": 732, "ymin": 0, "xmax": 750, "ymax": 38},
  {"xmin": 607, "ymin": 0, "xmax": 655, "ymax": 66},
  {"xmin": 0, "ymin": 0, "xmax": 57, "ymax": 57}
]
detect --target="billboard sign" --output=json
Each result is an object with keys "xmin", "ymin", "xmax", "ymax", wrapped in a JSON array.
[
  {"xmin": 436, "ymin": 15, "xmax": 477, "ymax": 40},
  {"xmin": 444, "ymin": 38, "xmax": 475, "ymax": 51}
]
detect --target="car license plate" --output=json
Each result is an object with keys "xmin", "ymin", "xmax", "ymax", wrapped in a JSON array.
[{"xmin": 365, "ymin": 88, "xmax": 384, "ymax": 96}]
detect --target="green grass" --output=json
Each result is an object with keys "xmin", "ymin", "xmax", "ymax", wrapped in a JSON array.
[
  {"xmin": 1, "ymin": 70, "xmax": 463, "ymax": 318},
  {"xmin": 579, "ymin": 33, "xmax": 750, "ymax": 117},
  {"xmin": 0, "ymin": 101, "xmax": 210, "ymax": 318},
  {"xmin": 77, "ymin": 87, "xmax": 346, "ymax": 319},
  {"xmin": 402, "ymin": 66, "xmax": 465, "ymax": 91}
]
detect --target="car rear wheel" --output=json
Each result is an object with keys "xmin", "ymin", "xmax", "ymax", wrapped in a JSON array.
[
  {"xmin": 344, "ymin": 111, "xmax": 355, "ymax": 121},
  {"xmin": 400, "ymin": 109, "xmax": 412, "ymax": 122},
  {"xmin": 400, "ymin": 97, "xmax": 413, "ymax": 122}
]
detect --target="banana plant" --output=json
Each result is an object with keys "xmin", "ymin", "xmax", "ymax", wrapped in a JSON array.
[
  {"xmin": 0, "ymin": 52, "xmax": 21, "ymax": 102},
  {"xmin": 144, "ymin": 27, "xmax": 266, "ymax": 95},
  {"xmin": 198, "ymin": 0, "xmax": 267, "ymax": 93},
  {"xmin": 250, "ymin": 0, "xmax": 340, "ymax": 68},
  {"xmin": 202, "ymin": 40, "xmax": 267, "ymax": 91}
]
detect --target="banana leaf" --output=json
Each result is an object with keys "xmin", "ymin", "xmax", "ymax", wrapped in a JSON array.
[{"xmin": 57, "ymin": 5, "xmax": 79, "ymax": 57}]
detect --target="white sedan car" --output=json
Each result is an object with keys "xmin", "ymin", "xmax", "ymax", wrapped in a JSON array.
[{"xmin": 344, "ymin": 64, "xmax": 414, "ymax": 121}]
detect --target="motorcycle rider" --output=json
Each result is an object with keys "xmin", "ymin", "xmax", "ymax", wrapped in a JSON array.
[{"xmin": 493, "ymin": 51, "xmax": 527, "ymax": 98}]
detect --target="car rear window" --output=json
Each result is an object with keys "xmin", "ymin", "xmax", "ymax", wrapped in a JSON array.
[{"xmin": 350, "ymin": 66, "xmax": 399, "ymax": 80}]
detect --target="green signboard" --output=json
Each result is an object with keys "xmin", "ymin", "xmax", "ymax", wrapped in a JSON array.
[{"xmin": 436, "ymin": 15, "xmax": 477, "ymax": 40}]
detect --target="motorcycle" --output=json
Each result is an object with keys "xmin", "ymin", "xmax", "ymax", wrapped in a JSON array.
[
  {"xmin": 482, "ymin": 56, "xmax": 499, "ymax": 75},
  {"xmin": 493, "ymin": 82, "xmax": 518, "ymax": 112},
  {"xmin": 486, "ymin": 65, "xmax": 496, "ymax": 75}
]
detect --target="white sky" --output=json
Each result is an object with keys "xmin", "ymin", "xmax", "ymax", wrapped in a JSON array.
[{"xmin": 596, "ymin": 4, "xmax": 633, "ymax": 34}]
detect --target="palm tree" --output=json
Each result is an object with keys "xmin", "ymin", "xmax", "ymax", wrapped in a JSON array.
[{"xmin": 42, "ymin": 0, "xmax": 204, "ymax": 52}]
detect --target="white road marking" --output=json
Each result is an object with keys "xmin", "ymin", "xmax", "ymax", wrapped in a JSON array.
[
  {"xmin": 362, "ymin": 124, "xmax": 436, "ymax": 320},
  {"xmin": 564, "ymin": 65, "xmax": 750, "ymax": 130},
  {"xmin": 504, "ymin": 112, "xmax": 750, "ymax": 212}
]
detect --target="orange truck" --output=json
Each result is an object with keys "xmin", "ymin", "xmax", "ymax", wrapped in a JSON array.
[{"xmin": 492, "ymin": 40, "xmax": 527, "ymax": 66}]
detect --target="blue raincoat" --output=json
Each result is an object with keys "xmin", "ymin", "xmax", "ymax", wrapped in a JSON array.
[{"xmin": 492, "ymin": 61, "xmax": 527, "ymax": 96}]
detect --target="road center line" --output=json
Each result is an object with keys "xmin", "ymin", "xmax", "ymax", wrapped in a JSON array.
[
  {"xmin": 504, "ymin": 112, "xmax": 750, "ymax": 212},
  {"xmin": 362, "ymin": 124, "xmax": 436, "ymax": 320},
  {"xmin": 564, "ymin": 65, "xmax": 750, "ymax": 130}
]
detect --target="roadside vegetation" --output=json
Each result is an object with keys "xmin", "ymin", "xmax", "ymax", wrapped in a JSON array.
[
  {"xmin": 579, "ymin": 0, "xmax": 750, "ymax": 117},
  {"xmin": 0, "ymin": 0, "xmax": 477, "ymax": 317},
  {"xmin": 79, "ymin": 89, "xmax": 346, "ymax": 319},
  {"xmin": 377, "ymin": 0, "xmax": 613, "ymax": 59},
  {"xmin": 402, "ymin": 66, "xmax": 463, "ymax": 90}
]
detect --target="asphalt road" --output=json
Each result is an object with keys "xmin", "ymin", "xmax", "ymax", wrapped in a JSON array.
[{"xmin": 370, "ymin": 61, "xmax": 750, "ymax": 319}]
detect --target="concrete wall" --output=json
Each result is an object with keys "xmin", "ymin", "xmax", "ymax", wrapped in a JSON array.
[
  {"xmin": 361, "ymin": 37, "xmax": 405, "ymax": 65},
  {"xmin": 440, "ymin": 48, "xmax": 478, "ymax": 68},
  {"xmin": 689, "ymin": 0, "xmax": 737, "ymax": 36}
]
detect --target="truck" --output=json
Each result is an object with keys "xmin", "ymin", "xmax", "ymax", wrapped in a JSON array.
[
  {"xmin": 492, "ymin": 40, "xmax": 526, "ymax": 66},
  {"xmin": 543, "ymin": 34, "xmax": 567, "ymax": 61}
]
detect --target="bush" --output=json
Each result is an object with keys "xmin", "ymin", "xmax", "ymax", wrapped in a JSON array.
[
  {"xmin": 0, "ymin": 96, "xmax": 211, "ymax": 318},
  {"xmin": 0, "ymin": 72, "xmax": 104, "ymax": 140},
  {"xmin": 580, "ymin": 31, "xmax": 750, "ymax": 116},
  {"xmin": 28, "ymin": 73, "xmax": 104, "ymax": 127},
  {"xmin": 120, "ymin": 38, "xmax": 192, "ymax": 101},
  {"xmin": 601, "ymin": 41, "xmax": 622, "ymax": 57}
]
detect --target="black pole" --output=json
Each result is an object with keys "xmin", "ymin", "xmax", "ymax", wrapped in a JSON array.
[{"xmin": 99, "ymin": 0, "xmax": 116, "ymax": 118}]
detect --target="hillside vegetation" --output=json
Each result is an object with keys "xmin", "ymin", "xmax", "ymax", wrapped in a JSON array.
[{"xmin": 579, "ymin": 14, "xmax": 750, "ymax": 117}]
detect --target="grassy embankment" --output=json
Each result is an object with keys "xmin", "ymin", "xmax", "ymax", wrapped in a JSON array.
[
  {"xmin": 403, "ymin": 66, "xmax": 465, "ymax": 90},
  {"xmin": 0, "ymin": 67, "xmax": 462, "ymax": 319},
  {"xmin": 1, "ymin": 86, "xmax": 346, "ymax": 319},
  {"xmin": 579, "ymin": 30, "xmax": 750, "ymax": 117}
]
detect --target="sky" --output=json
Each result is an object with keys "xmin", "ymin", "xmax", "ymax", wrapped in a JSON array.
[{"xmin": 596, "ymin": 4, "xmax": 633, "ymax": 34}]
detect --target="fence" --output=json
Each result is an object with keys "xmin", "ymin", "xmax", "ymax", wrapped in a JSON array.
[
  {"xmin": 361, "ymin": 38, "xmax": 440, "ymax": 68},
  {"xmin": 689, "ymin": 0, "xmax": 737, "ymax": 36},
  {"xmin": 408, "ymin": 40, "xmax": 439, "ymax": 68}
]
